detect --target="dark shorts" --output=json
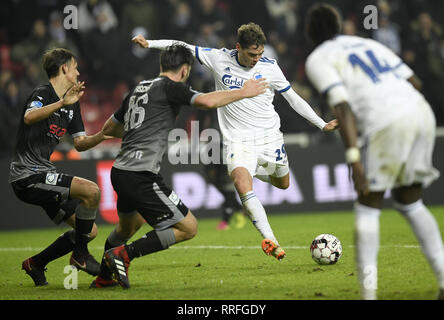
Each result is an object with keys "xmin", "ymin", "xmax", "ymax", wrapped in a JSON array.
[
  {"xmin": 111, "ymin": 167, "xmax": 189, "ymax": 230},
  {"xmin": 11, "ymin": 172, "xmax": 80, "ymax": 225}
]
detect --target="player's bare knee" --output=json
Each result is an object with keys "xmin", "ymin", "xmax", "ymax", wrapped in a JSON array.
[{"xmin": 83, "ymin": 183, "xmax": 100, "ymax": 208}]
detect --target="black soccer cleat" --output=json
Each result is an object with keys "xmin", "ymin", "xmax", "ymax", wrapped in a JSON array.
[
  {"xmin": 104, "ymin": 245, "xmax": 131, "ymax": 289},
  {"xmin": 70, "ymin": 253, "xmax": 101, "ymax": 276},
  {"xmin": 22, "ymin": 257, "xmax": 48, "ymax": 286}
]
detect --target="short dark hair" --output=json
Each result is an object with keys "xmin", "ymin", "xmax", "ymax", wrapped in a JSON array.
[
  {"xmin": 160, "ymin": 44, "xmax": 194, "ymax": 72},
  {"xmin": 305, "ymin": 3, "xmax": 342, "ymax": 46},
  {"xmin": 42, "ymin": 48, "xmax": 76, "ymax": 79},
  {"xmin": 237, "ymin": 22, "xmax": 266, "ymax": 49}
]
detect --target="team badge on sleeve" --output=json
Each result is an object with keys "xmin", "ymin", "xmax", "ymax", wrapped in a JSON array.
[{"xmin": 30, "ymin": 101, "xmax": 43, "ymax": 108}]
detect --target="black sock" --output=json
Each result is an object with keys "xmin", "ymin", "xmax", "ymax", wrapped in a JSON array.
[
  {"xmin": 32, "ymin": 230, "xmax": 76, "ymax": 267},
  {"xmin": 73, "ymin": 217, "xmax": 94, "ymax": 256},
  {"xmin": 125, "ymin": 230, "xmax": 164, "ymax": 261},
  {"xmin": 99, "ymin": 238, "xmax": 116, "ymax": 280}
]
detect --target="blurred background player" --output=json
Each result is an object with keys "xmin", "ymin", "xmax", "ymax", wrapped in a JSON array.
[
  {"xmin": 194, "ymin": 106, "xmax": 246, "ymax": 230},
  {"xmin": 132, "ymin": 22, "xmax": 338, "ymax": 261},
  {"xmin": 305, "ymin": 3, "xmax": 444, "ymax": 300},
  {"xmin": 91, "ymin": 45, "xmax": 267, "ymax": 288},
  {"xmin": 9, "ymin": 48, "xmax": 111, "ymax": 286}
]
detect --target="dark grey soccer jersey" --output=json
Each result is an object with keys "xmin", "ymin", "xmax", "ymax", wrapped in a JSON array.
[
  {"xmin": 112, "ymin": 77, "xmax": 200, "ymax": 174},
  {"xmin": 9, "ymin": 83, "xmax": 85, "ymax": 183}
]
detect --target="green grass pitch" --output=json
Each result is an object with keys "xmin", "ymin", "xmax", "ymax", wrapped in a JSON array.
[{"xmin": 1, "ymin": 206, "xmax": 443, "ymax": 300}]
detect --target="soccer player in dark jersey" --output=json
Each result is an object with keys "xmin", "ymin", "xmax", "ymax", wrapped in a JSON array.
[
  {"xmin": 90, "ymin": 45, "xmax": 267, "ymax": 289},
  {"xmin": 9, "ymin": 48, "xmax": 111, "ymax": 286}
]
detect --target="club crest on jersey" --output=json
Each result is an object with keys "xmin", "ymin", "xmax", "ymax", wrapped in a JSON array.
[
  {"xmin": 222, "ymin": 74, "xmax": 244, "ymax": 89},
  {"xmin": 253, "ymin": 72, "xmax": 263, "ymax": 79}
]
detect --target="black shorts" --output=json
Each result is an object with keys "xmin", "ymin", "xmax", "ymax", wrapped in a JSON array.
[
  {"xmin": 11, "ymin": 172, "xmax": 80, "ymax": 225},
  {"xmin": 111, "ymin": 167, "xmax": 189, "ymax": 230}
]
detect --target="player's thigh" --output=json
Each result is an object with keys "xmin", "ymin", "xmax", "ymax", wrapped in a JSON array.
[
  {"xmin": 225, "ymin": 142, "xmax": 257, "ymax": 179},
  {"xmin": 392, "ymin": 183, "xmax": 423, "ymax": 205},
  {"xmin": 11, "ymin": 172, "xmax": 79, "ymax": 225},
  {"xmin": 113, "ymin": 168, "xmax": 190, "ymax": 231},
  {"xmin": 115, "ymin": 210, "xmax": 145, "ymax": 238},
  {"xmin": 259, "ymin": 139, "xmax": 290, "ymax": 188}
]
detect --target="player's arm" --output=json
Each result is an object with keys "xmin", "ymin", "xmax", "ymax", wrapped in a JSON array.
[
  {"xmin": 24, "ymin": 82, "xmax": 85, "ymax": 125},
  {"xmin": 193, "ymin": 78, "xmax": 268, "ymax": 109},
  {"xmin": 132, "ymin": 35, "xmax": 195, "ymax": 55},
  {"xmin": 281, "ymin": 88, "xmax": 338, "ymax": 132},
  {"xmin": 407, "ymin": 75, "xmax": 423, "ymax": 92},
  {"xmin": 72, "ymin": 131, "xmax": 114, "ymax": 152},
  {"xmin": 102, "ymin": 115, "xmax": 124, "ymax": 138}
]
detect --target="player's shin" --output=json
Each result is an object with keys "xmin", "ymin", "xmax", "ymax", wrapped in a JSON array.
[
  {"xmin": 73, "ymin": 204, "xmax": 97, "ymax": 256},
  {"xmin": 31, "ymin": 230, "xmax": 76, "ymax": 267},
  {"xmin": 355, "ymin": 202, "xmax": 381, "ymax": 300},
  {"xmin": 100, "ymin": 229, "xmax": 132, "ymax": 279},
  {"xmin": 125, "ymin": 228, "xmax": 176, "ymax": 260},
  {"xmin": 241, "ymin": 191, "xmax": 278, "ymax": 244},
  {"xmin": 394, "ymin": 200, "xmax": 444, "ymax": 290}
]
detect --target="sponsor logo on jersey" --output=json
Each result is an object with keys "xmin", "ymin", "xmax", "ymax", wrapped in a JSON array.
[
  {"xmin": 222, "ymin": 74, "xmax": 245, "ymax": 89},
  {"xmin": 48, "ymin": 124, "xmax": 67, "ymax": 138}
]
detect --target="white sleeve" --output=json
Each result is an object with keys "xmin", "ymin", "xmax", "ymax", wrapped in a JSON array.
[
  {"xmin": 270, "ymin": 62, "xmax": 291, "ymax": 93},
  {"xmin": 305, "ymin": 52, "xmax": 350, "ymax": 107},
  {"xmin": 149, "ymin": 39, "xmax": 196, "ymax": 56},
  {"xmin": 149, "ymin": 40, "xmax": 219, "ymax": 70},
  {"xmin": 281, "ymin": 88, "xmax": 327, "ymax": 130}
]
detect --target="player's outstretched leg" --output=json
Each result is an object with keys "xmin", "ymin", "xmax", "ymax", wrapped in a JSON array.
[{"xmin": 105, "ymin": 211, "xmax": 197, "ymax": 289}]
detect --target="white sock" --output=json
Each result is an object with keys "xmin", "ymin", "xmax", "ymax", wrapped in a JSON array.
[
  {"xmin": 355, "ymin": 202, "xmax": 381, "ymax": 300},
  {"xmin": 240, "ymin": 191, "xmax": 277, "ymax": 244},
  {"xmin": 394, "ymin": 200, "xmax": 444, "ymax": 289}
]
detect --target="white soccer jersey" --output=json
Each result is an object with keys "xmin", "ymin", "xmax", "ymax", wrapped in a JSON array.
[
  {"xmin": 195, "ymin": 46, "xmax": 290, "ymax": 143},
  {"xmin": 149, "ymin": 40, "xmax": 327, "ymax": 144},
  {"xmin": 306, "ymin": 35, "xmax": 426, "ymax": 138}
]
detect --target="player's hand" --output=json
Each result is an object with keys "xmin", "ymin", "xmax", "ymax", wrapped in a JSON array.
[
  {"xmin": 132, "ymin": 34, "xmax": 149, "ymax": 48},
  {"xmin": 322, "ymin": 119, "xmax": 339, "ymax": 132},
  {"xmin": 241, "ymin": 78, "xmax": 268, "ymax": 98},
  {"xmin": 62, "ymin": 81, "xmax": 85, "ymax": 106},
  {"xmin": 351, "ymin": 161, "xmax": 369, "ymax": 197}
]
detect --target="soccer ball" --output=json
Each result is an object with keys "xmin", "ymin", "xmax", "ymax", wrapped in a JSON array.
[{"xmin": 310, "ymin": 234, "xmax": 342, "ymax": 265}]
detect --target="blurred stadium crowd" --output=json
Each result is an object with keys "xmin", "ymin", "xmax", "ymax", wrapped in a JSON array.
[{"xmin": 1, "ymin": 0, "xmax": 444, "ymax": 159}]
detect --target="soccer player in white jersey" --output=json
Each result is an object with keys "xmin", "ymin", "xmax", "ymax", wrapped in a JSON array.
[
  {"xmin": 305, "ymin": 3, "xmax": 444, "ymax": 300},
  {"xmin": 132, "ymin": 22, "xmax": 338, "ymax": 261}
]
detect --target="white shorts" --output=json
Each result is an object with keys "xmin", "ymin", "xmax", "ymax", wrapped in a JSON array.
[
  {"xmin": 362, "ymin": 101, "xmax": 440, "ymax": 191},
  {"xmin": 225, "ymin": 137, "xmax": 290, "ymax": 178}
]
